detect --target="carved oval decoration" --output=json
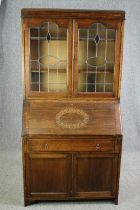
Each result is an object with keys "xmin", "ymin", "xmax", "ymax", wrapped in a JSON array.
[
  {"xmin": 86, "ymin": 56, "xmax": 105, "ymax": 67},
  {"xmin": 39, "ymin": 55, "xmax": 60, "ymax": 66},
  {"xmin": 56, "ymin": 107, "xmax": 89, "ymax": 129}
]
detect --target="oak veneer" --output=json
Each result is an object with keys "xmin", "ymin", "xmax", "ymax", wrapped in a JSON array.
[{"xmin": 22, "ymin": 9, "xmax": 125, "ymax": 206}]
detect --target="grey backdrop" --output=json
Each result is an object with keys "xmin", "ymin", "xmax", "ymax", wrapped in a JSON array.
[{"xmin": 0, "ymin": 0, "xmax": 140, "ymax": 151}]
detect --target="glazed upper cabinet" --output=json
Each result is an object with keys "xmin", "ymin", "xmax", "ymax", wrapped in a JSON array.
[{"xmin": 23, "ymin": 10, "xmax": 124, "ymax": 98}]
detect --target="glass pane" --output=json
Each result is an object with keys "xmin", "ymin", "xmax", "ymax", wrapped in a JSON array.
[
  {"xmin": 96, "ymin": 84, "xmax": 104, "ymax": 92},
  {"xmin": 105, "ymin": 84, "xmax": 113, "ymax": 92},
  {"xmin": 30, "ymin": 21, "xmax": 68, "ymax": 93},
  {"xmin": 40, "ymin": 72, "xmax": 48, "ymax": 91},
  {"xmin": 107, "ymin": 29, "xmax": 116, "ymax": 39},
  {"xmin": 31, "ymin": 84, "xmax": 39, "ymax": 91},
  {"xmin": 39, "ymin": 22, "xmax": 58, "ymax": 38},
  {"xmin": 89, "ymin": 24, "xmax": 97, "ymax": 38},
  {"xmin": 78, "ymin": 83, "xmax": 86, "ymax": 92},
  {"xmin": 107, "ymin": 41, "xmax": 115, "ymax": 62},
  {"xmin": 30, "ymin": 28, "xmax": 38, "ymax": 37},
  {"xmin": 88, "ymin": 40, "xmax": 96, "ymax": 58},
  {"xmin": 79, "ymin": 72, "xmax": 86, "ymax": 84},
  {"xmin": 105, "ymin": 73, "xmax": 114, "ymax": 83},
  {"xmin": 59, "ymin": 28, "xmax": 67, "ymax": 39},
  {"xmin": 30, "ymin": 40, "xmax": 38, "ymax": 60},
  {"xmin": 79, "ymin": 29, "xmax": 87, "ymax": 39},
  {"xmin": 87, "ymin": 84, "xmax": 95, "ymax": 92},
  {"xmin": 88, "ymin": 66, "xmax": 96, "ymax": 73},
  {"xmin": 87, "ymin": 73, "xmax": 95, "ymax": 83},
  {"xmin": 87, "ymin": 57, "xmax": 105, "ymax": 67},
  {"xmin": 78, "ymin": 23, "xmax": 116, "ymax": 94},
  {"xmin": 30, "ymin": 61, "xmax": 39, "ymax": 91},
  {"xmin": 31, "ymin": 61, "xmax": 39, "ymax": 71},
  {"xmin": 31, "ymin": 72, "xmax": 39, "ymax": 83},
  {"xmin": 40, "ymin": 23, "xmax": 48, "ymax": 37},
  {"xmin": 106, "ymin": 63, "xmax": 114, "ymax": 73},
  {"xmin": 49, "ymin": 84, "xmax": 66, "ymax": 92},
  {"xmin": 78, "ymin": 39, "xmax": 87, "ymax": 70},
  {"xmin": 96, "ymin": 73, "xmax": 104, "ymax": 83},
  {"xmin": 40, "ymin": 84, "xmax": 48, "ymax": 91},
  {"xmin": 98, "ymin": 29, "xmax": 106, "ymax": 39},
  {"xmin": 98, "ymin": 41, "xmax": 105, "ymax": 58}
]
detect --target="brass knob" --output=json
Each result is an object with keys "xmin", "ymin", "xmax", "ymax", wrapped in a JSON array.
[
  {"xmin": 45, "ymin": 144, "xmax": 48, "ymax": 150},
  {"xmin": 96, "ymin": 143, "xmax": 100, "ymax": 150}
]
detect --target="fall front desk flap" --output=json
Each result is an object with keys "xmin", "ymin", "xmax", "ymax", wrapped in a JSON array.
[{"xmin": 22, "ymin": 100, "xmax": 122, "ymax": 137}]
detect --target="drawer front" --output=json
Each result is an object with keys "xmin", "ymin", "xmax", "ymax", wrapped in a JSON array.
[{"xmin": 28, "ymin": 139, "xmax": 114, "ymax": 152}]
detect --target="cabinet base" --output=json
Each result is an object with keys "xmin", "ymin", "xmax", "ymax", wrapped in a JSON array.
[
  {"xmin": 24, "ymin": 197, "xmax": 118, "ymax": 206},
  {"xmin": 24, "ymin": 199, "xmax": 36, "ymax": 207},
  {"xmin": 114, "ymin": 196, "xmax": 118, "ymax": 205}
]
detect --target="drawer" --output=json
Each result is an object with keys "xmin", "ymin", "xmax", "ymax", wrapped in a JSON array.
[{"xmin": 28, "ymin": 139, "xmax": 115, "ymax": 152}]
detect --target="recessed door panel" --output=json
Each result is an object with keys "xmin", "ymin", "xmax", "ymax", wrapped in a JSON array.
[
  {"xmin": 74, "ymin": 153, "xmax": 118, "ymax": 197},
  {"xmin": 26, "ymin": 153, "xmax": 71, "ymax": 198}
]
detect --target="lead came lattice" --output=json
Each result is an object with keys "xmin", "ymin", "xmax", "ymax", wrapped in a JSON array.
[
  {"xmin": 78, "ymin": 23, "xmax": 116, "ymax": 93},
  {"xmin": 30, "ymin": 22, "xmax": 68, "ymax": 92}
]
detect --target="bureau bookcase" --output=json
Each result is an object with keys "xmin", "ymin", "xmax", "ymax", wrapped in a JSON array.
[{"xmin": 21, "ymin": 9, "xmax": 125, "ymax": 206}]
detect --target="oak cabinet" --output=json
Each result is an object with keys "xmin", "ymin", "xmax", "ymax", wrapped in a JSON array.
[
  {"xmin": 22, "ymin": 9, "xmax": 125, "ymax": 206},
  {"xmin": 25, "ymin": 152, "xmax": 118, "ymax": 200}
]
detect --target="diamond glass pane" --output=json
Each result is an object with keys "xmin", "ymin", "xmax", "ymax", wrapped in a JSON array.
[{"xmin": 95, "ymin": 34, "xmax": 100, "ymax": 44}]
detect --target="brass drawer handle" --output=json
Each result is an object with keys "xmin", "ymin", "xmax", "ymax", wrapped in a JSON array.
[
  {"xmin": 96, "ymin": 143, "xmax": 101, "ymax": 150},
  {"xmin": 44, "ymin": 144, "xmax": 49, "ymax": 150}
]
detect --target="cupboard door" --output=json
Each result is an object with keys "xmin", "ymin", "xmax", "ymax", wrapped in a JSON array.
[
  {"xmin": 73, "ymin": 153, "xmax": 118, "ymax": 198},
  {"xmin": 26, "ymin": 153, "xmax": 72, "ymax": 199},
  {"xmin": 73, "ymin": 19, "xmax": 122, "ymax": 97},
  {"xmin": 24, "ymin": 19, "xmax": 72, "ymax": 98}
]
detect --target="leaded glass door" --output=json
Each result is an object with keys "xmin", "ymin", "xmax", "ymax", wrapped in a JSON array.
[
  {"xmin": 25, "ymin": 19, "xmax": 72, "ymax": 97},
  {"xmin": 73, "ymin": 19, "xmax": 120, "ymax": 97}
]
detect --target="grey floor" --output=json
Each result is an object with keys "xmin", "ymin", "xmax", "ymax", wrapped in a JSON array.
[{"xmin": 0, "ymin": 150, "xmax": 140, "ymax": 210}]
